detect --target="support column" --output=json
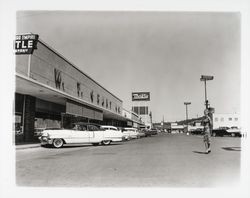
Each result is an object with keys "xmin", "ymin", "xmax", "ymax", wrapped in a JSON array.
[{"xmin": 23, "ymin": 95, "xmax": 36, "ymax": 142}]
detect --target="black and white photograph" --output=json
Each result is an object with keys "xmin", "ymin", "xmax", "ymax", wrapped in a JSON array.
[{"xmin": 0, "ymin": 0, "xmax": 250, "ymax": 198}]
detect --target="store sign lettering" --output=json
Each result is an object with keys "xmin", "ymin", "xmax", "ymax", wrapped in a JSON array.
[
  {"xmin": 14, "ymin": 34, "xmax": 39, "ymax": 54},
  {"xmin": 54, "ymin": 68, "xmax": 63, "ymax": 90},
  {"xmin": 90, "ymin": 90, "xmax": 94, "ymax": 103}
]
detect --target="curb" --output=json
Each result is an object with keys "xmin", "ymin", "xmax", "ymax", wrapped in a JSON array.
[{"xmin": 16, "ymin": 144, "xmax": 41, "ymax": 150}]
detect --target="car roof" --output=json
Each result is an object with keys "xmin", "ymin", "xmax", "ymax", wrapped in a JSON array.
[
  {"xmin": 124, "ymin": 127, "xmax": 136, "ymax": 129},
  {"xmin": 101, "ymin": 126, "xmax": 117, "ymax": 128}
]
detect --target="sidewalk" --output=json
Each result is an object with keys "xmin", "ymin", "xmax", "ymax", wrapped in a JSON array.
[{"xmin": 16, "ymin": 143, "xmax": 41, "ymax": 150}]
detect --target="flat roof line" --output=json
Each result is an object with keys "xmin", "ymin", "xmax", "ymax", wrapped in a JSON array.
[{"xmin": 37, "ymin": 38, "xmax": 123, "ymax": 103}]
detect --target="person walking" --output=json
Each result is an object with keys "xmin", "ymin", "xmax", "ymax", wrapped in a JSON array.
[{"xmin": 202, "ymin": 109, "xmax": 212, "ymax": 154}]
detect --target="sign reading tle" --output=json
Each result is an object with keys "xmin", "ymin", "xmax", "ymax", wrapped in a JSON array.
[{"xmin": 14, "ymin": 34, "xmax": 39, "ymax": 55}]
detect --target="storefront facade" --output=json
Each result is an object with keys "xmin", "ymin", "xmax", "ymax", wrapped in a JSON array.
[{"xmin": 15, "ymin": 34, "xmax": 139, "ymax": 143}]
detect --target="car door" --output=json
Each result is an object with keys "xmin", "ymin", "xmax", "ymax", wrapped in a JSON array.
[
  {"xmin": 103, "ymin": 127, "xmax": 115, "ymax": 138},
  {"xmin": 70, "ymin": 124, "xmax": 90, "ymax": 143},
  {"xmin": 88, "ymin": 125, "xmax": 103, "ymax": 142}
]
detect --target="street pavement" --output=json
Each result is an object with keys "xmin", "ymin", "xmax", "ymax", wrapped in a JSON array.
[{"xmin": 16, "ymin": 133, "xmax": 241, "ymax": 187}]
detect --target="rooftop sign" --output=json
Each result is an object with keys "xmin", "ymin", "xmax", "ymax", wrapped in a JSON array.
[
  {"xmin": 132, "ymin": 92, "xmax": 150, "ymax": 101},
  {"xmin": 200, "ymin": 75, "xmax": 214, "ymax": 81},
  {"xmin": 14, "ymin": 34, "xmax": 39, "ymax": 54}
]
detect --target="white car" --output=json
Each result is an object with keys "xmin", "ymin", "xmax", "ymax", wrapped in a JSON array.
[
  {"xmin": 100, "ymin": 125, "xmax": 128, "ymax": 140},
  {"xmin": 226, "ymin": 126, "xmax": 242, "ymax": 137},
  {"xmin": 122, "ymin": 128, "xmax": 139, "ymax": 139},
  {"xmin": 39, "ymin": 123, "xmax": 125, "ymax": 148}
]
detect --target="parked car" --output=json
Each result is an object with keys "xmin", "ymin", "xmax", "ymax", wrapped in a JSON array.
[
  {"xmin": 226, "ymin": 126, "xmax": 241, "ymax": 137},
  {"xmin": 142, "ymin": 128, "xmax": 157, "ymax": 137},
  {"xmin": 120, "ymin": 129, "xmax": 131, "ymax": 140},
  {"xmin": 34, "ymin": 128, "xmax": 45, "ymax": 137},
  {"xmin": 137, "ymin": 130, "xmax": 146, "ymax": 138},
  {"xmin": 212, "ymin": 127, "xmax": 227, "ymax": 137},
  {"xmin": 39, "ymin": 122, "xmax": 124, "ymax": 148},
  {"xmin": 190, "ymin": 128, "xmax": 203, "ymax": 135},
  {"xmin": 149, "ymin": 128, "xmax": 158, "ymax": 135},
  {"xmin": 100, "ymin": 125, "xmax": 128, "ymax": 140},
  {"xmin": 212, "ymin": 127, "xmax": 241, "ymax": 137},
  {"xmin": 122, "ymin": 128, "xmax": 139, "ymax": 139}
]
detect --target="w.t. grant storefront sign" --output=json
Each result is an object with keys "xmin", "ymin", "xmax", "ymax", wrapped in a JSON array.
[{"xmin": 14, "ymin": 34, "xmax": 39, "ymax": 54}]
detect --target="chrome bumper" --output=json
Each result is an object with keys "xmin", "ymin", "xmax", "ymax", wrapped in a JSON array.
[{"xmin": 39, "ymin": 136, "xmax": 53, "ymax": 145}]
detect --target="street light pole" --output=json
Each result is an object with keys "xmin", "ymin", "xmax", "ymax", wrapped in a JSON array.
[
  {"xmin": 200, "ymin": 75, "xmax": 214, "ymax": 109},
  {"xmin": 184, "ymin": 102, "xmax": 191, "ymax": 135}
]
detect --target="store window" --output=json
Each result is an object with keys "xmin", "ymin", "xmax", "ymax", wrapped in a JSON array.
[
  {"xmin": 14, "ymin": 114, "xmax": 23, "ymax": 135},
  {"xmin": 229, "ymin": 117, "xmax": 232, "ymax": 121},
  {"xmin": 14, "ymin": 93, "xmax": 24, "ymax": 136}
]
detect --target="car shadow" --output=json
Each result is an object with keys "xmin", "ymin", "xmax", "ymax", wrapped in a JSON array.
[
  {"xmin": 99, "ymin": 143, "xmax": 124, "ymax": 146},
  {"xmin": 42, "ymin": 144, "xmax": 94, "ymax": 149},
  {"xmin": 221, "ymin": 147, "xmax": 241, "ymax": 151},
  {"xmin": 192, "ymin": 151, "xmax": 208, "ymax": 154},
  {"xmin": 43, "ymin": 142, "xmax": 125, "ymax": 149}
]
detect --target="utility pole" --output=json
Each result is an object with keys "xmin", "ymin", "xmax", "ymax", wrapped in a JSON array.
[
  {"xmin": 184, "ymin": 102, "xmax": 191, "ymax": 135},
  {"xmin": 162, "ymin": 115, "xmax": 164, "ymax": 131}
]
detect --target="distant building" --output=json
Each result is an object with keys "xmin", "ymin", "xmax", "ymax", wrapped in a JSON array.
[
  {"xmin": 213, "ymin": 113, "xmax": 240, "ymax": 129},
  {"xmin": 153, "ymin": 122, "xmax": 171, "ymax": 131},
  {"xmin": 170, "ymin": 122, "xmax": 184, "ymax": 133},
  {"xmin": 132, "ymin": 106, "xmax": 152, "ymax": 128}
]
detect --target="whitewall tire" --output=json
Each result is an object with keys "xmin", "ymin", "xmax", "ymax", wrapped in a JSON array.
[
  {"xmin": 53, "ymin": 138, "xmax": 64, "ymax": 148},
  {"xmin": 102, "ymin": 140, "xmax": 111, "ymax": 145}
]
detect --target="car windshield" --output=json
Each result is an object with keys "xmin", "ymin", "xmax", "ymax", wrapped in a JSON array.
[
  {"xmin": 72, "ymin": 124, "xmax": 87, "ymax": 131},
  {"xmin": 88, "ymin": 125, "xmax": 103, "ymax": 131}
]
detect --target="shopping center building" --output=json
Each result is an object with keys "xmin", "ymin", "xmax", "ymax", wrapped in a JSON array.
[{"xmin": 14, "ymin": 33, "xmax": 143, "ymax": 143}]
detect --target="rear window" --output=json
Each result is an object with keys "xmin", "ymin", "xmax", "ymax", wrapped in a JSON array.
[
  {"xmin": 110, "ymin": 128, "xmax": 117, "ymax": 131},
  {"xmin": 101, "ymin": 127, "xmax": 117, "ymax": 131},
  {"xmin": 88, "ymin": 125, "xmax": 101, "ymax": 131}
]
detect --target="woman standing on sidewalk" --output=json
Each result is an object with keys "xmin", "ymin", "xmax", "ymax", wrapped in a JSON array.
[{"xmin": 202, "ymin": 109, "xmax": 212, "ymax": 154}]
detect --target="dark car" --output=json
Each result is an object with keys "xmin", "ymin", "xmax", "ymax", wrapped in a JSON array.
[
  {"xmin": 141, "ymin": 129, "xmax": 151, "ymax": 137},
  {"xmin": 142, "ymin": 128, "xmax": 158, "ymax": 137},
  {"xmin": 212, "ymin": 127, "xmax": 241, "ymax": 137},
  {"xmin": 149, "ymin": 128, "xmax": 158, "ymax": 135},
  {"xmin": 212, "ymin": 127, "xmax": 230, "ymax": 137},
  {"xmin": 190, "ymin": 128, "xmax": 203, "ymax": 135}
]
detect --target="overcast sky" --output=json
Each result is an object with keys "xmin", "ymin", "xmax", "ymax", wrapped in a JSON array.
[{"xmin": 16, "ymin": 11, "xmax": 240, "ymax": 122}]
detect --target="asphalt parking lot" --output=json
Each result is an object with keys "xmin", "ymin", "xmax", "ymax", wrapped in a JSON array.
[{"xmin": 16, "ymin": 133, "xmax": 242, "ymax": 187}]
